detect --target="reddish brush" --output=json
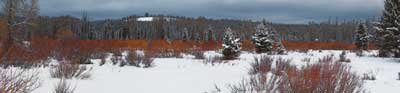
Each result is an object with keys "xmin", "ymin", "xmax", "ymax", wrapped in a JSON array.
[
  {"xmin": 230, "ymin": 56, "xmax": 364, "ymax": 93},
  {"xmin": 280, "ymin": 56, "xmax": 364, "ymax": 93},
  {"xmin": 0, "ymin": 36, "xmax": 376, "ymax": 66}
]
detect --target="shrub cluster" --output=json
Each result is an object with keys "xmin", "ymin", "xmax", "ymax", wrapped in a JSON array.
[
  {"xmin": 229, "ymin": 56, "xmax": 365, "ymax": 93},
  {"xmin": 0, "ymin": 69, "xmax": 41, "ymax": 93},
  {"xmin": 50, "ymin": 62, "xmax": 92, "ymax": 80},
  {"xmin": 191, "ymin": 48, "xmax": 205, "ymax": 59},
  {"xmin": 249, "ymin": 56, "xmax": 273, "ymax": 75},
  {"xmin": 125, "ymin": 50, "xmax": 154, "ymax": 68}
]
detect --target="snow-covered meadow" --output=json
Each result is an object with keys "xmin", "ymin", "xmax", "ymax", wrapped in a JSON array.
[{"xmin": 2, "ymin": 50, "xmax": 399, "ymax": 93}]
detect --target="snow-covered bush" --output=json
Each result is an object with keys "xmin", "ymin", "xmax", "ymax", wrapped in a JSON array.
[
  {"xmin": 362, "ymin": 73, "xmax": 376, "ymax": 80},
  {"xmin": 339, "ymin": 51, "xmax": 351, "ymax": 62},
  {"xmin": 222, "ymin": 28, "xmax": 241, "ymax": 60},
  {"xmin": 111, "ymin": 51, "xmax": 123, "ymax": 65},
  {"xmin": 126, "ymin": 50, "xmax": 154, "ymax": 68},
  {"xmin": 119, "ymin": 60, "xmax": 127, "ymax": 67},
  {"xmin": 142, "ymin": 55, "xmax": 154, "ymax": 68},
  {"xmin": 54, "ymin": 79, "xmax": 75, "ymax": 93},
  {"xmin": 126, "ymin": 51, "xmax": 140, "ymax": 67},
  {"xmin": 249, "ymin": 56, "xmax": 273, "ymax": 75},
  {"xmin": 0, "ymin": 69, "xmax": 41, "ymax": 93},
  {"xmin": 203, "ymin": 55, "xmax": 222, "ymax": 65},
  {"xmin": 50, "ymin": 62, "xmax": 92, "ymax": 80},
  {"xmin": 276, "ymin": 44, "xmax": 286, "ymax": 55},
  {"xmin": 96, "ymin": 52, "xmax": 108, "ymax": 66},
  {"xmin": 301, "ymin": 57, "xmax": 311, "ymax": 63},
  {"xmin": 252, "ymin": 22, "xmax": 273, "ymax": 54},
  {"xmin": 99, "ymin": 55, "xmax": 106, "ymax": 66},
  {"xmin": 191, "ymin": 48, "xmax": 205, "ymax": 59},
  {"xmin": 110, "ymin": 56, "xmax": 118, "ymax": 65}
]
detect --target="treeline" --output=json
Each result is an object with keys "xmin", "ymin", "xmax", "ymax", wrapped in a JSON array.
[{"xmin": 11, "ymin": 14, "xmax": 377, "ymax": 43}]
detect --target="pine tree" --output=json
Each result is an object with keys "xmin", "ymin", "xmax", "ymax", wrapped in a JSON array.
[
  {"xmin": 355, "ymin": 23, "xmax": 369, "ymax": 56},
  {"xmin": 222, "ymin": 27, "xmax": 241, "ymax": 60},
  {"xmin": 376, "ymin": 0, "xmax": 400, "ymax": 57},
  {"xmin": 376, "ymin": 27, "xmax": 395, "ymax": 57},
  {"xmin": 252, "ymin": 20, "xmax": 273, "ymax": 54}
]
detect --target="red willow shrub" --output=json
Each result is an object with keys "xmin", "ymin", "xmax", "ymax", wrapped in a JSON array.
[
  {"xmin": 0, "ymin": 43, "xmax": 46, "ymax": 68},
  {"xmin": 280, "ymin": 58, "xmax": 364, "ymax": 93},
  {"xmin": 0, "ymin": 69, "xmax": 41, "ymax": 93},
  {"xmin": 1, "ymin": 37, "xmax": 376, "ymax": 65},
  {"xmin": 29, "ymin": 39, "xmax": 374, "ymax": 54},
  {"xmin": 230, "ymin": 56, "xmax": 364, "ymax": 93}
]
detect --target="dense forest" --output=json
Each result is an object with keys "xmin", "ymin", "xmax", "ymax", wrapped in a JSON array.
[{"xmin": 6, "ymin": 13, "xmax": 378, "ymax": 43}]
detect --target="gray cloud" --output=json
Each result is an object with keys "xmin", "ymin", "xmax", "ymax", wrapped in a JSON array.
[{"xmin": 39, "ymin": 0, "xmax": 385, "ymax": 23}]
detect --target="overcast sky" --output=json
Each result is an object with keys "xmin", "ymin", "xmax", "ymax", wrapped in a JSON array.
[{"xmin": 39, "ymin": 0, "xmax": 385, "ymax": 24}]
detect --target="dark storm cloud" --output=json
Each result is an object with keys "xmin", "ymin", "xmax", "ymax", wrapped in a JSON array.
[{"xmin": 39, "ymin": 0, "xmax": 384, "ymax": 23}]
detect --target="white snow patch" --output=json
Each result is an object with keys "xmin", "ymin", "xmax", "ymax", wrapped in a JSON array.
[{"xmin": 137, "ymin": 17, "xmax": 153, "ymax": 21}]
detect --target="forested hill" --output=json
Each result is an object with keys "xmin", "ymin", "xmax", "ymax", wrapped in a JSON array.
[{"xmin": 22, "ymin": 15, "xmax": 378, "ymax": 42}]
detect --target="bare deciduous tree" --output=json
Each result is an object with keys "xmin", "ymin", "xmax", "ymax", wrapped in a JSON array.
[{"xmin": 1, "ymin": 0, "xmax": 39, "ymax": 61}]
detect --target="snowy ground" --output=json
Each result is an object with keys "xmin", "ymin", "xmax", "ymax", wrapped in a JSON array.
[{"xmin": 17, "ymin": 50, "xmax": 400, "ymax": 93}]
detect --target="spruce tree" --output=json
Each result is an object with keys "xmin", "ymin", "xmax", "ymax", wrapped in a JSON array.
[
  {"xmin": 222, "ymin": 27, "xmax": 241, "ymax": 60},
  {"xmin": 252, "ymin": 20, "xmax": 273, "ymax": 54},
  {"xmin": 377, "ymin": 0, "xmax": 400, "ymax": 57},
  {"xmin": 355, "ymin": 23, "xmax": 369, "ymax": 56}
]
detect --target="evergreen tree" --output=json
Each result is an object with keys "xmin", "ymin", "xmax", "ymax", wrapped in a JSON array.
[
  {"xmin": 222, "ymin": 27, "xmax": 241, "ymax": 60},
  {"xmin": 376, "ymin": 0, "xmax": 400, "ymax": 57},
  {"xmin": 252, "ymin": 20, "xmax": 273, "ymax": 53},
  {"xmin": 182, "ymin": 28, "xmax": 190, "ymax": 41},
  {"xmin": 355, "ymin": 23, "xmax": 369, "ymax": 56}
]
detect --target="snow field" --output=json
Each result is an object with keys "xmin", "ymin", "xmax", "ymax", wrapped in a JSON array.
[{"xmin": 15, "ymin": 50, "xmax": 400, "ymax": 93}]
